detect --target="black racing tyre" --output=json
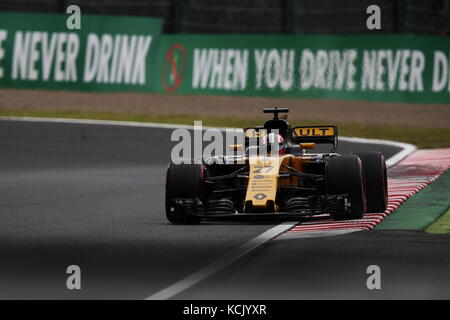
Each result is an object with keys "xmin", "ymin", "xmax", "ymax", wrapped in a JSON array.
[
  {"xmin": 353, "ymin": 152, "xmax": 388, "ymax": 213},
  {"xmin": 165, "ymin": 162, "xmax": 204, "ymax": 224},
  {"xmin": 326, "ymin": 155, "xmax": 367, "ymax": 220}
]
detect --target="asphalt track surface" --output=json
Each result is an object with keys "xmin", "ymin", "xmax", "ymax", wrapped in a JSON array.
[{"xmin": 1, "ymin": 120, "xmax": 449, "ymax": 299}]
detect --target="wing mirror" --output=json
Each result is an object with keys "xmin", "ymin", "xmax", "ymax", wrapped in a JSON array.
[{"xmin": 228, "ymin": 144, "xmax": 244, "ymax": 150}]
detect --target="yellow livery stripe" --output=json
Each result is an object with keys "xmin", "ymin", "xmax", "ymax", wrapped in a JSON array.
[{"xmin": 245, "ymin": 157, "xmax": 282, "ymax": 211}]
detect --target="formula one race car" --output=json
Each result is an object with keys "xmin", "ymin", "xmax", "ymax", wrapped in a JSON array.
[{"xmin": 165, "ymin": 108, "xmax": 387, "ymax": 224}]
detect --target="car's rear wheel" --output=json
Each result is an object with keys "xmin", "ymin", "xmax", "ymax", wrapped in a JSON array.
[
  {"xmin": 326, "ymin": 155, "xmax": 367, "ymax": 220},
  {"xmin": 165, "ymin": 162, "xmax": 204, "ymax": 224},
  {"xmin": 353, "ymin": 152, "xmax": 388, "ymax": 213}
]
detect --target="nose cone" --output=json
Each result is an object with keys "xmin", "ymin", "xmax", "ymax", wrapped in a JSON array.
[{"xmin": 244, "ymin": 157, "xmax": 281, "ymax": 212}]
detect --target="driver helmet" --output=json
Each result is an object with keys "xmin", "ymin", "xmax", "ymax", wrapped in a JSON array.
[{"xmin": 261, "ymin": 133, "xmax": 286, "ymax": 154}]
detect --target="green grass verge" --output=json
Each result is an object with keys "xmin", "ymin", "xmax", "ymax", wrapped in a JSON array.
[
  {"xmin": 0, "ymin": 109, "xmax": 449, "ymax": 149},
  {"xmin": 375, "ymin": 169, "xmax": 450, "ymax": 230},
  {"xmin": 426, "ymin": 208, "xmax": 450, "ymax": 234}
]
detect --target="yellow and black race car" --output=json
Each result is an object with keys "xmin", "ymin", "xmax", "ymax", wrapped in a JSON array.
[{"xmin": 165, "ymin": 108, "xmax": 387, "ymax": 224}]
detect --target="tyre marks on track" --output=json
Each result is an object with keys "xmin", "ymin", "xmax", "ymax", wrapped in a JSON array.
[{"xmin": 279, "ymin": 148, "xmax": 450, "ymax": 239}]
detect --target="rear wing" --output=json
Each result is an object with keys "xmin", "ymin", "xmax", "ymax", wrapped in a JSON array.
[{"xmin": 293, "ymin": 125, "xmax": 338, "ymax": 150}]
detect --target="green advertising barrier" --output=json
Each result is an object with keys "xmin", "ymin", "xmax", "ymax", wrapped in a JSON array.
[
  {"xmin": 0, "ymin": 12, "xmax": 449, "ymax": 104},
  {"xmin": 153, "ymin": 34, "xmax": 450, "ymax": 103},
  {"xmin": 0, "ymin": 12, "xmax": 161, "ymax": 92}
]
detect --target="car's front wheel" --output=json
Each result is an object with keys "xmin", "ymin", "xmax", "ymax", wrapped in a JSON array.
[
  {"xmin": 326, "ymin": 155, "xmax": 367, "ymax": 220},
  {"xmin": 165, "ymin": 162, "xmax": 204, "ymax": 224}
]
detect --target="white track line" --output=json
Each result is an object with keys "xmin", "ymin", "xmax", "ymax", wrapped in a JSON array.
[
  {"xmin": 0, "ymin": 115, "xmax": 418, "ymax": 165},
  {"xmin": 0, "ymin": 116, "xmax": 222, "ymax": 130},
  {"xmin": 0, "ymin": 116, "xmax": 416, "ymax": 299},
  {"xmin": 145, "ymin": 222, "xmax": 296, "ymax": 300},
  {"xmin": 339, "ymin": 136, "xmax": 416, "ymax": 167}
]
